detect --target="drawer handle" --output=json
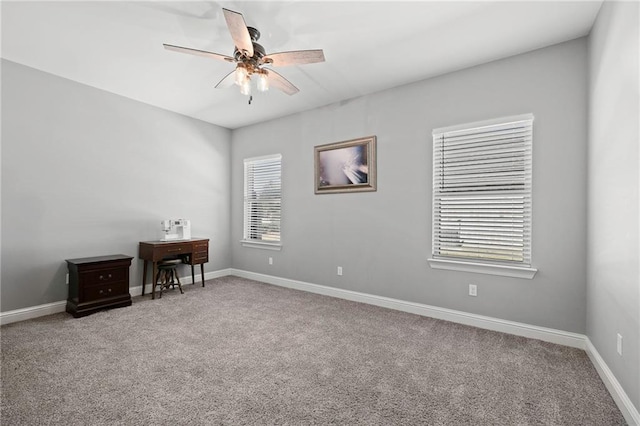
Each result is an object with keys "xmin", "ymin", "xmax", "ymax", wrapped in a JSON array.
[
  {"xmin": 99, "ymin": 274, "xmax": 112, "ymax": 281},
  {"xmin": 167, "ymin": 248, "xmax": 182, "ymax": 253},
  {"xmin": 98, "ymin": 288, "xmax": 113, "ymax": 295}
]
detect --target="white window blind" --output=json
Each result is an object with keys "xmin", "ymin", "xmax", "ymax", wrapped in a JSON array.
[
  {"xmin": 243, "ymin": 154, "xmax": 282, "ymax": 244},
  {"xmin": 432, "ymin": 114, "xmax": 533, "ymax": 266}
]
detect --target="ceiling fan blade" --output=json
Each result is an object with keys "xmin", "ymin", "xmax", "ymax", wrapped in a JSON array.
[
  {"xmin": 264, "ymin": 49, "xmax": 325, "ymax": 67},
  {"xmin": 222, "ymin": 8, "xmax": 254, "ymax": 58},
  {"xmin": 214, "ymin": 70, "xmax": 236, "ymax": 89},
  {"xmin": 163, "ymin": 44, "xmax": 234, "ymax": 62},
  {"xmin": 266, "ymin": 69, "xmax": 299, "ymax": 95}
]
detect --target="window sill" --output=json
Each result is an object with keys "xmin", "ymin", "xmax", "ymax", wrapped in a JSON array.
[
  {"xmin": 240, "ymin": 240, "xmax": 282, "ymax": 251},
  {"xmin": 427, "ymin": 258, "xmax": 537, "ymax": 279}
]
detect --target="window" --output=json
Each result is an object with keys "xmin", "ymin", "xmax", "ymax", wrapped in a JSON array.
[
  {"xmin": 429, "ymin": 114, "xmax": 537, "ymax": 278},
  {"xmin": 242, "ymin": 154, "xmax": 282, "ymax": 249}
]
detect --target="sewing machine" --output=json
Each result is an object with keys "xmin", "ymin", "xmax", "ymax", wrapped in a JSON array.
[{"xmin": 161, "ymin": 219, "xmax": 192, "ymax": 241}]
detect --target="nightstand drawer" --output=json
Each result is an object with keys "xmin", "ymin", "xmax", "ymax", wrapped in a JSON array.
[
  {"xmin": 80, "ymin": 267, "xmax": 127, "ymax": 287},
  {"xmin": 83, "ymin": 281, "xmax": 129, "ymax": 301}
]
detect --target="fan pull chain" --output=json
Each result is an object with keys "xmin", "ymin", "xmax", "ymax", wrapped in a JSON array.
[{"xmin": 248, "ymin": 95, "xmax": 253, "ymax": 105}]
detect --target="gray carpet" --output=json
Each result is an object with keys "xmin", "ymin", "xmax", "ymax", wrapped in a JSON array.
[{"xmin": 1, "ymin": 275, "xmax": 626, "ymax": 425}]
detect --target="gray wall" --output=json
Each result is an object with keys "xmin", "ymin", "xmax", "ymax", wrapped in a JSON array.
[
  {"xmin": 1, "ymin": 60, "xmax": 231, "ymax": 312},
  {"xmin": 587, "ymin": 0, "xmax": 640, "ymax": 410},
  {"xmin": 231, "ymin": 38, "xmax": 589, "ymax": 333}
]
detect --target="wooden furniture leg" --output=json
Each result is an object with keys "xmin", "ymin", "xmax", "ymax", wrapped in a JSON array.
[
  {"xmin": 151, "ymin": 261, "xmax": 158, "ymax": 300},
  {"xmin": 174, "ymin": 270, "xmax": 184, "ymax": 294},
  {"xmin": 191, "ymin": 264, "xmax": 195, "ymax": 286},
  {"xmin": 201, "ymin": 264, "xmax": 205, "ymax": 287},
  {"xmin": 141, "ymin": 260, "xmax": 148, "ymax": 296},
  {"xmin": 157, "ymin": 268, "xmax": 164, "ymax": 299}
]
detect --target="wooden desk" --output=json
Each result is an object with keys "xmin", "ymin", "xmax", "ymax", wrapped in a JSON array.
[{"xmin": 138, "ymin": 238, "xmax": 209, "ymax": 299}]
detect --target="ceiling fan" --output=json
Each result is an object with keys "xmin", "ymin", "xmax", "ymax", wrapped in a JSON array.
[{"xmin": 163, "ymin": 8, "xmax": 325, "ymax": 102}]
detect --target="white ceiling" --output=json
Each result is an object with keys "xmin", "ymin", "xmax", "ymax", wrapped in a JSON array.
[{"xmin": 1, "ymin": 1, "xmax": 602, "ymax": 129}]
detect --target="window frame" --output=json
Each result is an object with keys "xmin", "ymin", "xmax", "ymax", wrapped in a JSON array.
[
  {"xmin": 241, "ymin": 154, "xmax": 283, "ymax": 251},
  {"xmin": 427, "ymin": 114, "xmax": 537, "ymax": 279}
]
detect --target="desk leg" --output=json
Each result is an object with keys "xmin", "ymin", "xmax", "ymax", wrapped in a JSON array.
[
  {"xmin": 191, "ymin": 265, "xmax": 195, "ymax": 286},
  {"xmin": 141, "ymin": 261, "xmax": 148, "ymax": 296},
  {"xmin": 151, "ymin": 261, "xmax": 158, "ymax": 300},
  {"xmin": 201, "ymin": 264, "xmax": 205, "ymax": 287}
]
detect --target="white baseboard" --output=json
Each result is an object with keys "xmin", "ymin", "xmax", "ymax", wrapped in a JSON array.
[
  {"xmin": 231, "ymin": 268, "xmax": 639, "ymax": 424},
  {"xmin": 129, "ymin": 268, "xmax": 233, "ymax": 296},
  {"xmin": 585, "ymin": 338, "xmax": 640, "ymax": 425},
  {"xmin": 3, "ymin": 267, "xmax": 637, "ymax": 425},
  {"xmin": 229, "ymin": 269, "xmax": 586, "ymax": 348},
  {"xmin": 0, "ymin": 268, "xmax": 233, "ymax": 326},
  {"xmin": 0, "ymin": 300, "xmax": 67, "ymax": 326}
]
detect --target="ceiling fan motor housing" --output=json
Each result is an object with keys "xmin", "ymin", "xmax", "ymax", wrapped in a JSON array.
[
  {"xmin": 234, "ymin": 43, "xmax": 265, "ymax": 62},
  {"xmin": 233, "ymin": 26, "xmax": 266, "ymax": 65},
  {"xmin": 247, "ymin": 27, "xmax": 260, "ymax": 42}
]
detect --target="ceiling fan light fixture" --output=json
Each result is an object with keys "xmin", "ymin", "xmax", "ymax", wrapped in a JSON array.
[
  {"xmin": 235, "ymin": 63, "xmax": 249, "ymax": 86},
  {"xmin": 240, "ymin": 76, "xmax": 252, "ymax": 96},
  {"xmin": 235, "ymin": 64, "xmax": 248, "ymax": 86},
  {"xmin": 257, "ymin": 70, "xmax": 269, "ymax": 92}
]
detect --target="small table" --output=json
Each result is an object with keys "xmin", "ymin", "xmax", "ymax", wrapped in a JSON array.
[
  {"xmin": 66, "ymin": 254, "xmax": 133, "ymax": 317},
  {"xmin": 138, "ymin": 238, "xmax": 209, "ymax": 299}
]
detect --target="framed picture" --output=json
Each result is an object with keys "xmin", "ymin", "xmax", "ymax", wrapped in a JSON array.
[{"xmin": 314, "ymin": 136, "xmax": 377, "ymax": 194}]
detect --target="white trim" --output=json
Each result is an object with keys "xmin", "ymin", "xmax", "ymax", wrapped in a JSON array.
[
  {"xmin": 3, "ymin": 268, "xmax": 637, "ymax": 425},
  {"xmin": 243, "ymin": 153, "xmax": 282, "ymax": 164},
  {"xmin": 585, "ymin": 338, "xmax": 640, "ymax": 425},
  {"xmin": 129, "ymin": 268, "xmax": 233, "ymax": 297},
  {"xmin": 431, "ymin": 114, "xmax": 534, "ymax": 272},
  {"xmin": 243, "ymin": 153, "xmax": 282, "ymax": 245},
  {"xmin": 231, "ymin": 269, "xmax": 639, "ymax": 422},
  {"xmin": 229, "ymin": 269, "xmax": 581, "ymax": 348},
  {"xmin": 428, "ymin": 258, "xmax": 538, "ymax": 279},
  {"xmin": 240, "ymin": 240, "xmax": 282, "ymax": 251},
  {"xmin": 0, "ymin": 300, "xmax": 67, "ymax": 326},
  {"xmin": 433, "ymin": 113, "xmax": 535, "ymax": 135},
  {"xmin": 0, "ymin": 268, "xmax": 233, "ymax": 325}
]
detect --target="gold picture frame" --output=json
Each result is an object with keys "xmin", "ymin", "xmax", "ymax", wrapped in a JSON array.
[{"xmin": 314, "ymin": 136, "xmax": 377, "ymax": 194}]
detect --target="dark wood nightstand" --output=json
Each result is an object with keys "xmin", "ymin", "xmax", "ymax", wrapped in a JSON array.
[{"xmin": 65, "ymin": 254, "xmax": 133, "ymax": 318}]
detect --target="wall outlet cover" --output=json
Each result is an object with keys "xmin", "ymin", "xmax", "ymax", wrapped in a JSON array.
[{"xmin": 616, "ymin": 333, "xmax": 623, "ymax": 355}]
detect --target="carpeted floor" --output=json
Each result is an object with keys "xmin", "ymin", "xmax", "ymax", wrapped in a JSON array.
[{"xmin": 1, "ymin": 276, "xmax": 626, "ymax": 425}]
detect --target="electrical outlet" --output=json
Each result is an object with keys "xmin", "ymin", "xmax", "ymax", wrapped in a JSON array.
[
  {"xmin": 617, "ymin": 333, "xmax": 623, "ymax": 355},
  {"xmin": 337, "ymin": 266, "xmax": 343, "ymax": 276},
  {"xmin": 268, "ymin": 257, "xmax": 273, "ymax": 265},
  {"xmin": 469, "ymin": 284, "xmax": 477, "ymax": 297},
  {"xmin": 65, "ymin": 273, "xmax": 69, "ymax": 285}
]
